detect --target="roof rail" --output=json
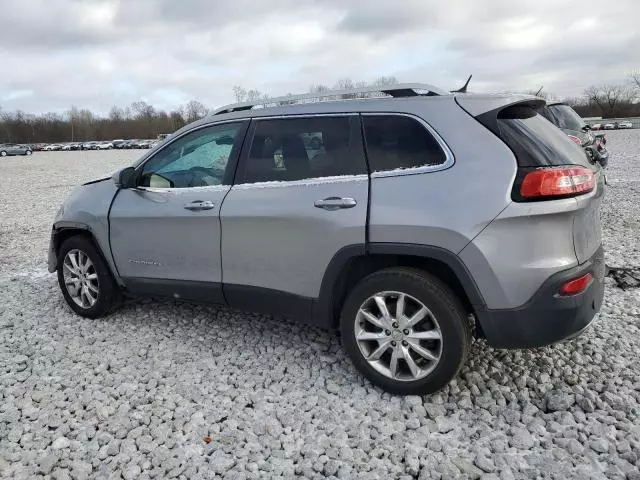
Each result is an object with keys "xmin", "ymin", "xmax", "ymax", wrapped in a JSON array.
[{"xmin": 211, "ymin": 83, "xmax": 448, "ymax": 115}]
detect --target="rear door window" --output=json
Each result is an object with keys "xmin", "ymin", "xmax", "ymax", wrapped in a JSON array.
[
  {"xmin": 362, "ymin": 115, "xmax": 447, "ymax": 173},
  {"xmin": 240, "ymin": 116, "xmax": 366, "ymax": 183},
  {"xmin": 497, "ymin": 106, "xmax": 591, "ymax": 168}
]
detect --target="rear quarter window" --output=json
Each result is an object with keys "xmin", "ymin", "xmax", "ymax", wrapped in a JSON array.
[
  {"xmin": 362, "ymin": 115, "xmax": 447, "ymax": 173},
  {"xmin": 497, "ymin": 106, "xmax": 590, "ymax": 168}
]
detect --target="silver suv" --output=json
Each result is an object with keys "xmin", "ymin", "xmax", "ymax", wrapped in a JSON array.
[{"xmin": 49, "ymin": 84, "xmax": 605, "ymax": 394}]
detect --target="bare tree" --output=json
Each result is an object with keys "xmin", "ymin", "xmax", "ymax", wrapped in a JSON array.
[
  {"xmin": 629, "ymin": 69, "xmax": 640, "ymax": 93},
  {"xmin": 372, "ymin": 76, "xmax": 398, "ymax": 86},
  {"xmin": 584, "ymin": 84, "xmax": 632, "ymax": 117},
  {"xmin": 232, "ymin": 85, "xmax": 247, "ymax": 103},
  {"xmin": 183, "ymin": 100, "xmax": 209, "ymax": 123},
  {"xmin": 246, "ymin": 89, "xmax": 263, "ymax": 101}
]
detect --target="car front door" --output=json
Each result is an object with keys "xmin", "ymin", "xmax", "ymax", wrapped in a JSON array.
[
  {"xmin": 220, "ymin": 114, "xmax": 368, "ymax": 318},
  {"xmin": 109, "ymin": 120, "xmax": 248, "ymax": 302}
]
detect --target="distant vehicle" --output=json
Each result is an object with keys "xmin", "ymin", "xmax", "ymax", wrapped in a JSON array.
[
  {"xmin": 114, "ymin": 140, "xmax": 131, "ymax": 149},
  {"xmin": 0, "ymin": 143, "xmax": 33, "ymax": 156},
  {"xmin": 61, "ymin": 143, "xmax": 81, "ymax": 151},
  {"xmin": 590, "ymin": 123, "xmax": 602, "ymax": 130},
  {"xmin": 43, "ymin": 144, "xmax": 62, "ymax": 151},
  {"xmin": 539, "ymin": 102, "xmax": 608, "ymax": 168},
  {"xmin": 30, "ymin": 143, "xmax": 47, "ymax": 151},
  {"xmin": 138, "ymin": 140, "xmax": 155, "ymax": 149},
  {"xmin": 97, "ymin": 142, "xmax": 113, "ymax": 150},
  {"xmin": 604, "ymin": 123, "xmax": 616, "ymax": 130},
  {"xmin": 618, "ymin": 121, "xmax": 633, "ymax": 129},
  {"xmin": 81, "ymin": 141, "xmax": 99, "ymax": 150}
]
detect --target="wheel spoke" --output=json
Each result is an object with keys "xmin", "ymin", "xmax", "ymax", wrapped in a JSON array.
[
  {"xmin": 402, "ymin": 346, "xmax": 421, "ymax": 378},
  {"xmin": 389, "ymin": 348, "xmax": 401, "ymax": 378},
  {"xmin": 63, "ymin": 262, "xmax": 77, "ymax": 276},
  {"xmin": 85, "ymin": 273, "xmax": 98, "ymax": 281},
  {"xmin": 367, "ymin": 339, "xmax": 392, "ymax": 361},
  {"xmin": 68, "ymin": 253, "xmax": 80, "ymax": 272},
  {"xmin": 395, "ymin": 293, "xmax": 405, "ymax": 320},
  {"xmin": 407, "ymin": 329, "xmax": 441, "ymax": 341},
  {"xmin": 359, "ymin": 309, "xmax": 388, "ymax": 330},
  {"xmin": 404, "ymin": 306, "xmax": 430, "ymax": 329},
  {"xmin": 374, "ymin": 295, "xmax": 392, "ymax": 323},
  {"xmin": 407, "ymin": 339, "xmax": 438, "ymax": 361},
  {"xmin": 356, "ymin": 331, "xmax": 388, "ymax": 341},
  {"xmin": 86, "ymin": 282, "xmax": 99, "ymax": 294}
]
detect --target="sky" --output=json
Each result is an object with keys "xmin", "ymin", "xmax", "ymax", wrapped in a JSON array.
[{"xmin": 0, "ymin": 0, "xmax": 638, "ymax": 115}]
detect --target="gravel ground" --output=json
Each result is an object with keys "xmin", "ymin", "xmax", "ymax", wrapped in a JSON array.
[{"xmin": 1, "ymin": 135, "xmax": 640, "ymax": 480}]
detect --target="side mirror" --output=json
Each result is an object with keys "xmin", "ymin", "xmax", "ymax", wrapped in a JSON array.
[{"xmin": 113, "ymin": 167, "xmax": 137, "ymax": 189}]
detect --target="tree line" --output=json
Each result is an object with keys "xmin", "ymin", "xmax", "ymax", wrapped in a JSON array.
[
  {"xmin": 1, "ymin": 73, "xmax": 639, "ymax": 145},
  {"xmin": 0, "ymin": 100, "xmax": 209, "ymax": 144}
]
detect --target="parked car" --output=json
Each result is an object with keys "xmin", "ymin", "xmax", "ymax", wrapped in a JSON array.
[
  {"xmin": 590, "ymin": 123, "xmax": 602, "ymax": 130},
  {"xmin": 61, "ymin": 143, "xmax": 81, "ymax": 151},
  {"xmin": 0, "ymin": 143, "xmax": 33, "ymax": 156},
  {"xmin": 137, "ymin": 140, "xmax": 155, "ymax": 149},
  {"xmin": 604, "ymin": 123, "xmax": 616, "ymax": 130},
  {"xmin": 97, "ymin": 142, "xmax": 113, "ymax": 150},
  {"xmin": 80, "ymin": 141, "xmax": 98, "ymax": 150},
  {"xmin": 114, "ymin": 140, "xmax": 132, "ymax": 149},
  {"xmin": 539, "ymin": 102, "xmax": 609, "ymax": 168},
  {"xmin": 48, "ymin": 84, "xmax": 605, "ymax": 395},
  {"xmin": 43, "ymin": 144, "xmax": 59, "ymax": 151},
  {"xmin": 618, "ymin": 121, "xmax": 633, "ymax": 129}
]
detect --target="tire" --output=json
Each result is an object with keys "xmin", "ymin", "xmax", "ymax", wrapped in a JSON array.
[
  {"xmin": 0, "ymin": 151, "xmax": 6, "ymax": 157},
  {"xmin": 340, "ymin": 267, "xmax": 471, "ymax": 395},
  {"xmin": 25, "ymin": 150, "xmax": 32, "ymax": 156},
  {"xmin": 57, "ymin": 236, "xmax": 120, "ymax": 318}
]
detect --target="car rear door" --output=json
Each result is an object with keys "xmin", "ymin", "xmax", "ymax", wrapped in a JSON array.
[
  {"xmin": 219, "ymin": 114, "xmax": 368, "ymax": 317},
  {"xmin": 109, "ymin": 121, "xmax": 248, "ymax": 302}
]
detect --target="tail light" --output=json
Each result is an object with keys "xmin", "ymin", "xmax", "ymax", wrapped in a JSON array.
[
  {"xmin": 520, "ymin": 166, "xmax": 595, "ymax": 199},
  {"xmin": 559, "ymin": 273, "xmax": 593, "ymax": 296},
  {"xmin": 567, "ymin": 135, "xmax": 582, "ymax": 146}
]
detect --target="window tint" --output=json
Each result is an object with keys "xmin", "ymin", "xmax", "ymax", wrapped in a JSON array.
[
  {"xmin": 139, "ymin": 123, "xmax": 242, "ymax": 188},
  {"xmin": 363, "ymin": 115, "xmax": 446, "ymax": 172},
  {"xmin": 497, "ymin": 106, "xmax": 590, "ymax": 168},
  {"xmin": 243, "ymin": 116, "xmax": 366, "ymax": 183}
]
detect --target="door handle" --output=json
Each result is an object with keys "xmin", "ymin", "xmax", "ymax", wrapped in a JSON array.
[
  {"xmin": 314, "ymin": 197, "xmax": 357, "ymax": 211},
  {"xmin": 184, "ymin": 200, "xmax": 215, "ymax": 211}
]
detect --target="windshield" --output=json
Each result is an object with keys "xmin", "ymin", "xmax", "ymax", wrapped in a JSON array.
[
  {"xmin": 497, "ymin": 105, "xmax": 591, "ymax": 168},
  {"xmin": 543, "ymin": 104, "xmax": 586, "ymax": 131}
]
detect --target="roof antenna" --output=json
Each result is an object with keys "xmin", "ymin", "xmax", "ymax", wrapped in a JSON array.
[
  {"xmin": 451, "ymin": 75, "xmax": 472, "ymax": 93},
  {"xmin": 535, "ymin": 85, "xmax": 544, "ymax": 97}
]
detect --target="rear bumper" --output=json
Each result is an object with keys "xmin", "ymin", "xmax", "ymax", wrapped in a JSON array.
[{"xmin": 476, "ymin": 246, "xmax": 605, "ymax": 349}]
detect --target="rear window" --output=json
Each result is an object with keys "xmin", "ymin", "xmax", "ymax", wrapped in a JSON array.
[
  {"xmin": 497, "ymin": 106, "xmax": 590, "ymax": 167},
  {"xmin": 541, "ymin": 104, "xmax": 585, "ymax": 131}
]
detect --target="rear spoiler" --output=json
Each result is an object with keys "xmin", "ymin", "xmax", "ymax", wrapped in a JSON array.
[{"xmin": 455, "ymin": 94, "xmax": 544, "ymax": 117}]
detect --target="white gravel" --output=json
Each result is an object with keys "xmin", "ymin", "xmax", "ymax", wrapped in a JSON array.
[{"xmin": 1, "ymin": 137, "xmax": 640, "ymax": 479}]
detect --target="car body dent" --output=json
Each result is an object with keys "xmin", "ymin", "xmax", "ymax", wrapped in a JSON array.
[{"xmin": 49, "ymin": 181, "xmax": 120, "ymax": 279}]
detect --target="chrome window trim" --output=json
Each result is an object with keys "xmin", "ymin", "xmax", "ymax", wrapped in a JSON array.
[
  {"xmin": 232, "ymin": 174, "xmax": 368, "ymax": 190},
  {"xmin": 362, "ymin": 112, "xmax": 455, "ymax": 178}
]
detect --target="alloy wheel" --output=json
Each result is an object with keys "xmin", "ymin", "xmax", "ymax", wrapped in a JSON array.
[
  {"xmin": 354, "ymin": 291, "xmax": 443, "ymax": 381},
  {"xmin": 62, "ymin": 249, "xmax": 100, "ymax": 309}
]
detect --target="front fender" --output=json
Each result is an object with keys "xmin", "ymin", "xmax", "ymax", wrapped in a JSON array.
[{"xmin": 48, "ymin": 180, "xmax": 120, "ymax": 282}]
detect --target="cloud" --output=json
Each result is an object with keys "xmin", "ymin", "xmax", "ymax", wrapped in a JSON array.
[{"xmin": 0, "ymin": 0, "xmax": 638, "ymax": 114}]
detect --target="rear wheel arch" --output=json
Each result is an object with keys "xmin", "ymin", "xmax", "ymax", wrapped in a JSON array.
[{"xmin": 315, "ymin": 243, "xmax": 486, "ymax": 331}]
